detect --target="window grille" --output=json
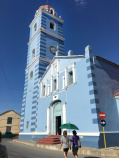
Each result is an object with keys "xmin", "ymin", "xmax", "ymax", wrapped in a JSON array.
[
  {"xmin": 69, "ymin": 71, "xmax": 73, "ymax": 85},
  {"xmin": 7, "ymin": 117, "xmax": 12, "ymax": 124}
]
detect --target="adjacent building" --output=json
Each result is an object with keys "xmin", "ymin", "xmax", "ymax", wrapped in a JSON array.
[
  {"xmin": 0, "ymin": 110, "xmax": 21, "ymax": 134},
  {"xmin": 19, "ymin": 5, "xmax": 119, "ymax": 148}
]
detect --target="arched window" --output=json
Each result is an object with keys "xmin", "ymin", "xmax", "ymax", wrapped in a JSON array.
[
  {"xmin": 34, "ymin": 23, "xmax": 37, "ymax": 31},
  {"xmin": 32, "ymin": 49, "xmax": 35, "ymax": 58},
  {"xmin": 50, "ymin": 8, "xmax": 54, "ymax": 14},
  {"xmin": 30, "ymin": 71, "xmax": 33, "ymax": 80},
  {"xmin": 50, "ymin": 20, "xmax": 55, "ymax": 30},
  {"xmin": 50, "ymin": 9, "xmax": 53, "ymax": 14},
  {"xmin": 54, "ymin": 79, "xmax": 57, "ymax": 91},
  {"xmin": 69, "ymin": 71, "xmax": 73, "ymax": 85}
]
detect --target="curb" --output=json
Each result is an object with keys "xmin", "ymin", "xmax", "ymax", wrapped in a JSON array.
[{"xmin": 13, "ymin": 140, "xmax": 119, "ymax": 157}]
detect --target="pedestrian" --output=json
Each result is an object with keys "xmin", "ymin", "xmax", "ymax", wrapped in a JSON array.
[
  {"xmin": 0, "ymin": 132, "xmax": 8, "ymax": 158},
  {"xmin": 60, "ymin": 130, "xmax": 71, "ymax": 158},
  {"xmin": 70, "ymin": 130, "xmax": 81, "ymax": 158}
]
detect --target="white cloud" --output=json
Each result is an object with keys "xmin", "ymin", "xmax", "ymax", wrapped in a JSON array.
[{"xmin": 74, "ymin": 0, "xmax": 87, "ymax": 7}]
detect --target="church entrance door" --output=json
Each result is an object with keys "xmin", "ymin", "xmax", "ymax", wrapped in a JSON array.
[
  {"xmin": 50, "ymin": 100, "xmax": 62, "ymax": 135},
  {"xmin": 56, "ymin": 116, "xmax": 61, "ymax": 135}
]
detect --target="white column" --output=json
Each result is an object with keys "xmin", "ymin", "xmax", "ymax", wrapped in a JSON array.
[
  {"xmin": 40, "ymin": 82, "xmax": 43, "ymax": 98},
  {"xmin": 62, "ymin": 76, "xmax": 65, "ymax": 89},
  {"xmin": 51, "ymin": 64, "xmax": 53, "ymax": 75},
  {"xmin": 62, "ymin": 102, "xmax": 66, "ymax": 124},
  {"xmin": 57, "ymin": 60, "xmax": 59, "ymax": 72},
  {"xmin": 72, "ymin": 62, "xmax": 76, "ymax": 83},
  {"xmin": 65, "ymin": 68, "xmax": 68, "ymax": 87},
  {"xmin": 47, "ymin": 107, "xmax": 50, "ymax": 134},
  {"xmin": 51, "ymin": 76, "xmax": 53, "ymax": 93},
  {"xmin": 56, "ymin": 72, "xmax": 59, "ymax": 90}
]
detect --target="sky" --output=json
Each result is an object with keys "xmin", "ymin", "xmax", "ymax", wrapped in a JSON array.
[{"xmin": 0, "ymin": 0, "xmax": 119, "ymax": 115}]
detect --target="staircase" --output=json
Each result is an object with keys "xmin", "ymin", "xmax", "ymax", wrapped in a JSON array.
[{"xmin": 36, "ymin": 135, "xmax": 61, "ymax": 145}]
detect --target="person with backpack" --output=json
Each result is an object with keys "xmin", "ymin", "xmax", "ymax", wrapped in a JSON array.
[{"xmin": 70, "ymin": 130, "xmax": 81, "ymax": 158}]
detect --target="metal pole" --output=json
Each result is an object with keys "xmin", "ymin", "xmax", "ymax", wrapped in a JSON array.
[{"xmin": 103, "ymin": 126, "xmax": 106, "ymax": 149}]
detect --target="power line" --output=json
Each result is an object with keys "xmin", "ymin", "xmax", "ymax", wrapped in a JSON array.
[{"xmin": 0, "ymin": 62, "xmax": 21, "ymax": 113}]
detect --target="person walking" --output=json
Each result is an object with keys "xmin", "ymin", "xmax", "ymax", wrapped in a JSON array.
[
  {"xmin": 60, "ymin": 130, "xmax": 71, "ymax": 158},
  {"xmin": 70, "ymin": 130, "xmax": 81, "ymax": 158},
  {"xmin": 0, "ymin": 132, "xmax": 8, "ymax": 158}
]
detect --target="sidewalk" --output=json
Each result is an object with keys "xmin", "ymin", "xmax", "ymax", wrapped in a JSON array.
[{"xmin": 13, "ymin": 139, "xmax": 119, "ymax": 157}]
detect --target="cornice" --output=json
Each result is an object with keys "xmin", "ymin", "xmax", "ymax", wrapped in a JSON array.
[
  {"xmin": 27, "ymin": 27, "xmax": 65, "ymax": 45},
  {"xmin": 25, "ymin": 57, "xmax": 51, "ymax": 71},
  {"xmin": 40, "ymin": 27, "xmax": 65, "ymax": 41},
  {"xmin": 114, "ymin": 96, "xmax": 119, "ymax": 100},
  {"xmin": 29, "ymin": 9, "xmax": 64, "ymax": 28},
  {"xmin": 42, "ymin": 9, "xmax": 64, "ymax": 23}
]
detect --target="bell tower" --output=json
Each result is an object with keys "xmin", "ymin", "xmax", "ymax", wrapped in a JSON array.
[{"xmin": 20, "ymin": 5, "xmax": 65, "ymax": 133}]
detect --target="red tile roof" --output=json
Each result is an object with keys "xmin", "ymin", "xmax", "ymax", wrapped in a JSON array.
[
  {"xmin": 114, "ymin": 92, "xmax": 119, "ymax": 96},
  {"xmin": 39, "ymin": 5, "xmax": 56, "ymax": 12}
]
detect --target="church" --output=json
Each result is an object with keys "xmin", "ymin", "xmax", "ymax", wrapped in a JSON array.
[{"xmin": 19, "ymin": 5, "xmax": 119, "ymax": 148}]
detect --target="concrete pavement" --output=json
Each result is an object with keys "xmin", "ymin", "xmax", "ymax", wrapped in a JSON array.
[{"xmin": 13, "ymin": 139, "xmax": 119, "ymax": 157}]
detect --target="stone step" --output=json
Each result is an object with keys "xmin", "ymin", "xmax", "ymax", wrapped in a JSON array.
[
  {"xmin": 41, "ymin": 138, "xmax": 60, "ymax": 141},
  {"xmin": 36, "ymin": 135, "xmax": 61, "ymax": 145},
  {"xmin": 49, "ymin": 135, "xmax": 61, "ymax": 138}
]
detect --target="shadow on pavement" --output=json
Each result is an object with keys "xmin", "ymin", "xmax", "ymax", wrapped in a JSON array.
[
  {"xmin": 8, "ymin": 155, "xmax": 28, "ymax": 158},
  {"xmin": 84, "ymin": 157, "xmax": 101, "ymax": 158}
]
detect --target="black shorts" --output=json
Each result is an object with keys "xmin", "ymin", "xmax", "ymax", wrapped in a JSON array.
[{"xmin": 63, "ymin": 148, "xmax": 69, "ymax": 152}]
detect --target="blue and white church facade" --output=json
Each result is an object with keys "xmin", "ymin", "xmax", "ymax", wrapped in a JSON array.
[{"xmin": 19, "ymin": 5, "xmax": 119, "ymax": 148}]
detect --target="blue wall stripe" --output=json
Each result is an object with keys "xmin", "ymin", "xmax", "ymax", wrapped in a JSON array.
[
  {"xmin": 33, "ymin": 90, "xmax": 37, "ymax": 94},
  {"xmin": 31, "ymin": 128, "xmax": 35, "ymax": 132},
  {"xmin": 92, "ymin": 118, "xmax": 99, "ymax": 124},
  {"xmin": 31, "ymin": 111, "xmax": 36, "ymax": 114},
  {"xmin": 31, "ymin": 116, "xmax": 36, "ymax": 120},
  {"xmin": 88, "ymin": 81, "xmax": 97, "ymax": 86},
  {"xmin": 33, "ymin": 95, "xmax": 37, "ymax": 99},
  {"xmin": 87, "ymin": 73, "xmax": 95, "ymax": 78},
  {"xmin": 32, "ymin": 106, "xmax": 36, "ymax": 109},
  {"xmin": 90, "ymin": 99, "xmax": 99, "ymax": 104},
  {"xmin": 34, "ymin": 81, "xmax": 38, "ymax": 85},
  {"xmin": 86, "ymin": 58, "xmax": 93, "ymax": 63},
  {"xmin": 89, "ymin": 90, "xmax": 98, "ymax": 95},
  {"xmin": 20, "ymin": 119, "xmax": 24, "ymax": 122},
  {"xmin": 21, "ymin": 114, "xmax": 25, "ymax": 117},
  {"xmin": 91, "ymin": 108, "xmax": 100, "ymax": 114},
  {"xmin": 32, "ymin": 100, "xmax": 37, "ymax": 104},
  {"xmin": 87, "ymin": 66, "xmax": 94, "ymax": 71},
  {"xmin": 31, "ymin": 122, "xmax": 36, "ymax": 125},
  {"xmin": 40, "ymin": 41, "xmax": 46, "ymax": 45}
]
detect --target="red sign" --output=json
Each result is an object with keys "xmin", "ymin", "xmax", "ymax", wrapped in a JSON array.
[{"xmin": 99, "ymin": 112, "xmax": 106, "ymax": 119}]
